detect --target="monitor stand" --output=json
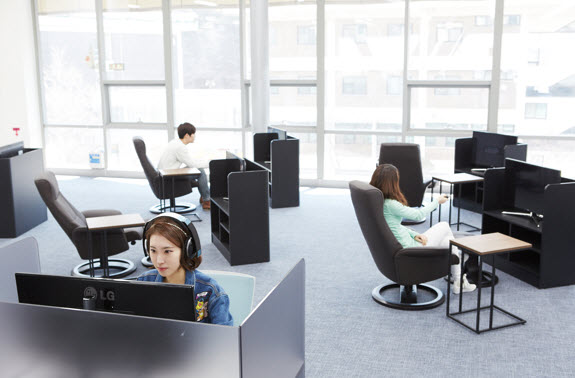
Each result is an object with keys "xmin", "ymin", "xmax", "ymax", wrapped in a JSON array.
[{"xmin": 501, "ymin": 211, "xmax": 543, "ymax": 228}]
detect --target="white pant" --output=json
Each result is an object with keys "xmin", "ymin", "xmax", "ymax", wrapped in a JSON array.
[{"xmin": 422, "ymin": 221, "xmax": 463, "ymax": 277}]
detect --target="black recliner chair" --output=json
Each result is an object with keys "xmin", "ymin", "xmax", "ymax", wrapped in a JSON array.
[
  {"xmin": 133, "ymin": 136, "xmax": 199, "ymax": 215},
  {"xmin": 350, "ymin": 180, "xmax": 457, "ymax": 310},
  {"xmin": 34, "ymin": 171, "xmax": 141, "ymax": 278},
  {"xmin": 378, "ymin": 143, "xmax": 432, "ymax": 225}
]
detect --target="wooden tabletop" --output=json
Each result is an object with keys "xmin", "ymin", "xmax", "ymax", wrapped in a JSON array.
[
  {"xmin": 159, "ymin": 167, "xmax": 201, "ymax": 177},
  {"xmin": 86, "ymin": 213, "xmax": 146, "ymax": 231},
  {"xmin": 451, "ymin": 232, "xmax": 532, "ymax": 255},
  {"xmin": 432, "ymin": 172, "xmax": 484, "ymax": 184}
]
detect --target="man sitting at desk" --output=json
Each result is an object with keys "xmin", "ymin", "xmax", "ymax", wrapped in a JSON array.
[{"xmin": 158, "ymin": 122, "xmax": 211, "ymax": 210}]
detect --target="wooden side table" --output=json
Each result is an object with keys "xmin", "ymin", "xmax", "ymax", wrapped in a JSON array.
[
  {"xmin": 446, "ymin": 232, "xmax": 531, "ymax": 334},
  {"xmin": 431, "ymin": 173, "xmax": 484, "ymax": 232},
  {"xmin": 85, "ymin": 213, "xmax": 145, "ymax": 278},
  {"xmin": 159, "ymin": 168, "xmax": 202, "ymax": 221}
]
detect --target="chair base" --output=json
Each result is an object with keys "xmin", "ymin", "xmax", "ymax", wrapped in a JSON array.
[
  {"xmin": 72, "ymin": 258, "xmax": 136, "ymax": 278},
  {"xmin": 401, "ymin": 217, "xmax": 426, "ymax": 226},
  {"xmin": 372, "ymin": 283, "xmax": 444, "ymax": 311},
  {"xmin": 141, "ymin": 256, "xmax": 154, "ymax": 268},
  {"xmin": 149, "ymin": 202, "xmax": 197, "ymax": 214}
]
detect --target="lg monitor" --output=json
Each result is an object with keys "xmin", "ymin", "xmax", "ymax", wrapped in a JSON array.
[
  {"xmin": 504, "ymin": 159, "xmax": 561, "ymax": 217},
  {"xmin": 0, "ymin": 141, "xmax": 24, "ymax": 158},
  {"xmin": 473, "ymin": 131, "xmax": 517, "ymax": 168},
  {"xmin": 16, "ymin": 273, "xmax": 195, "ymax": 322}
]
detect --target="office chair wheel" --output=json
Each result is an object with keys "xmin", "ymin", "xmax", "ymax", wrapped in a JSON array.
[
  {"xmin": 149, "ymin": 202, "xmax": 197, "ymax": 214},
  {"xmin": 372, "ymin": 283, "xmax": 444, "ymax": 311},
  {"xmin": 141, "ymin": 256, "xmax": 154, "ymax": 268},
  {"xmin": 72, "ymin": 258, "xmax": 136, "ymax": 278}
]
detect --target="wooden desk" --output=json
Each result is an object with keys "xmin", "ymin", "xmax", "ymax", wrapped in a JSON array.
[
  {"xmin": 85, "ymin": 213, "xmax": 145, "ymax": 277},
  {"xmin": 431, "ymin": 173, "xmax": 484, "ymax": 232},
  {"xmin": 159, "ymin": 168, "xmax": 201, "ymax": 220},
  {"xmin": 447, "ymin": 232, "xmax": 531, "ymax": 334}
]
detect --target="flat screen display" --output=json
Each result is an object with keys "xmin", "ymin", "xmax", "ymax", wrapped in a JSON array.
[
  {"xmin": 16, "ymin": 273, "xmax": 196, "ymax": 322},
  {"xmin": 505, "ymin": 159, "xmax": 561, "ymax": 216},
  {"xmin": 473, "ymin": 131, "xmax": 517, "ymax": 168}
]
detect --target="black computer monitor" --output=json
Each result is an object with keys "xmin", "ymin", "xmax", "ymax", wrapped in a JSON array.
[
  {"xmin": 268, "ymin": 126, "xmax": 287, "ymax": 141},
  {"xmin": 0, "ymin": 141, "xmax": 24, "ymax": 158},
  {"xmin": 226, "ymin": 150, "xmax": 246, "ymax": 171},
  {"xmin": 16, "ymin": 273, "xmax": 195, "ymax": 322},
  {"xmin": 473, "ymin": 131, "xmax": 517, "ymax": 168},
  {"xmin": 504, "ymin": 159, "xmax": 561, "ymax": 216}
]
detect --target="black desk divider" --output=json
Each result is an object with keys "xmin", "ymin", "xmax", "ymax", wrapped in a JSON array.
[
  {"xmin": 453, "ymin": 136, "xmax": 527, "ymax": 213},
  {"xmin": 0, "ymin": 148, "xmax": 47, "ymax": 237},
  {"xmin": 209, "ymin": 158, "xmax": 270, "ymax": 265},
  {"xmin": 253, "ymin": 131, "xmax": 300, "ymax": 208},
  {"xmin": 482, "ymin": 168, "xmax": 575, "ymax": 288}
]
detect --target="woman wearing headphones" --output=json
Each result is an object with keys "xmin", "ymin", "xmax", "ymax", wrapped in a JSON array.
[
  {"xmin": 370, "ymin": 164, "xmax": 476, "ymax": 294},
  {"xmin": 138, "ymin": 213, "xmax": 233, "ymax": 325}
]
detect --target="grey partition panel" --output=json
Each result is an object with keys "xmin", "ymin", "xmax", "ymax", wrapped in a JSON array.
[
  {"xmin": 0, "ymin": 301, "xmax": 241, "ymax": 377},
  {"xmin": 241, "ymin": 259, "xmax": 305, "ymax": 378},
  {"xmin": 271, "ymin": 138, "xmax": 300, "ymax": 208},
  {"xmin": 0, "ymin": 237, "xmax": 40, "ymax": 303}
]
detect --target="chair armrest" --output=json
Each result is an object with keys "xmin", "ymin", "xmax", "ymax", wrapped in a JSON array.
[
  {"xmin": 82, "ymin": 209, "xmax": 122, "ymax": 218},
  {"xmin": 423, "ymin": 178, "xmax": 433, "ymax": 189}
]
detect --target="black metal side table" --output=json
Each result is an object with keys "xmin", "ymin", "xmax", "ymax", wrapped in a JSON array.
[{"xmin": 446, "ymin": 232, "xmax": 531, "ymax": 334}]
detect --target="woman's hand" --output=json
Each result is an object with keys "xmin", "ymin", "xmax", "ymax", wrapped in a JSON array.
[
  {"xmin": 437, "ymin": 194, "xmax": 449, "ymax": 205},
  {"xmin": 414, "ymin": 234, "xmax": 428, "ymax": 246}
]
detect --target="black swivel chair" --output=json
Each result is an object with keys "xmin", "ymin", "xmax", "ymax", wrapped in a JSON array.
[
  {"xmin": 378, "ymin": 143, "xmax": 432, "ymax": 225},
  {"xmin": 34, "ymin": 171, "xmax": 140, "ymax": 278},
  {"xmin": 349, "ymin": 180, "xmax": 457, "ymax": 310},
  {"xmin": 133, "ymin": 136, "xmax": 199, "ymax": 215}
]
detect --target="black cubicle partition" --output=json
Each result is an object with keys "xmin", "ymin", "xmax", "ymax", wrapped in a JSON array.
[
  {"xmin": 453, "ymin": 137, "xmax": 527, "ymax": 213},
  {"xmin": 210, "ymin": 158, "xmax": 270, "ymax": 265},
  {"xmin": 0, "ymin": 148, "xmax": 47, "ymax": 237},
  {"xmin": 0, "ymin": 259, "xmax": 305, "ymax": 377},
  {"xmin": 254, "ymin": 132, "xmax": 300, "ymax": 208},
  {"xmin": 482, "ymin": 168, "xmax": 575, "ymax": 288}
]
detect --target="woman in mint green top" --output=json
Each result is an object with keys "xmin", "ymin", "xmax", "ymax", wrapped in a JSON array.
[{"xmin": 370, "ymin": 164, "xmax": 476, "ymax": 294}]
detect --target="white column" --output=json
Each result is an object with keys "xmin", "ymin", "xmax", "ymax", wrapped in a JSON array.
[{"xmin": 250, "ymin": 0, "xmax": 270, "ymax": 134}]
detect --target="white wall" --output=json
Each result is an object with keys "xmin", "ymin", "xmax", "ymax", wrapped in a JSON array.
[{"xmin": 0, "ymin": 1, "xmax": 42, "ymax": 148}]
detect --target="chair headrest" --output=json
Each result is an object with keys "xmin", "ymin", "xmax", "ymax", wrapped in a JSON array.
[{"xmin": 34, "ymin": 170, "xmax": 60, "ymax": 202}]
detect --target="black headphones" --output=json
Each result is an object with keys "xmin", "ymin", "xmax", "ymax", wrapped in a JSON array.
[{"xmin": 142, "ymin": 212, "xmax": 202, "ymax": 259}]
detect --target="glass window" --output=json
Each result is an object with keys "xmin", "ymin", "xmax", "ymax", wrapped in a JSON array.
[
  {"xmin": 342, "ymin": 77, "xmax": 367, "ymax": 95},
  {"xmin": 107, "ymin": 128, "xmax": 167, "ymax": 171},
  {"xmin": 410, "ymin": 87, "xmax": 489, "ymax": 130},
  {"xmin": 386, "ymin": 76, "xmax": 402, "ymax": 96},
  {"xmin": 503, "ymin": 15, "xmax": 521, "ymax": 26},
  {"xmin": 270, "ymin": 85, "xmax": 317, "ymax": 127},
  {"xmin": 172, "ymin": 3, "xmax": 242, "ymax": 128},
  {"xmin": 289, "ymin": 132, "xmax": 317, "ymax": 179},
  {"xmin": 108, "ymin": 86, "xmax": 167, "ymax": 123},
  {"xmin": 520, "ymin": 137, "xmax": 575, "ymax": 179},
  {"xmin": 409, "ymin": 0, "xmax": 495, "ymax": 77},
  {"xmin": 37, "ymin": 3, "xmax": 102, "ymax": 125},
  {"xmin": 524, "ymin": 103, "xmax": 547, "ymax": 119},
  {"xmin": 102, "ymin": 0, "xmax": 164, "ymax": 80},
  {"xmin": 297, "ymin": 25, "xmax": 316, "ymax": 45},
  {"xmin": 326, "ymin": 1, "xmax": 405, "ymax": 132},
  {"xmin": 44, "ymin": 127, "xmax": 104, "ymax": 169},
  {"xmin": 342, "ymin": 24, "xmax": 367, "ymax": 44},
  {"xmin": 267, "ymin": 1, "xmax": 317, "ymax": 81}
]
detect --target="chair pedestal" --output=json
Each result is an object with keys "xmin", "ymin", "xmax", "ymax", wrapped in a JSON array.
[
  {"xmin": 72, "ymin": 258, "xmax": 136, "ymax": 278},
  {"xmin": 149, "ymin": 202, "xmax": 197, "ymax": 214},
  {"xmin": 372, "ymin": 283, "xmax": 444, "ymax": 311}
]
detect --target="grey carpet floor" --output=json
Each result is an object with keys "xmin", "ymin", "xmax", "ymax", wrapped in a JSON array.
[{"xmin": 2, "ymin": 176, "xmax": 574, "ymax": 377}]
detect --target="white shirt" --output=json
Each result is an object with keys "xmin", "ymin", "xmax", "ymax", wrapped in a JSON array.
[{"xmin": 157, "ymin": 138, "xmax": 208, "ymax": 170}]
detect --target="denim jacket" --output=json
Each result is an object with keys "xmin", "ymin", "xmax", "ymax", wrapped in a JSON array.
[{"xmin": 137, "ymin": 269, "xmax": 233, "ymax": 326}]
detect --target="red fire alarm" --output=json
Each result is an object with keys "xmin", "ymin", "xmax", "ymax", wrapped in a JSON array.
[{"xmin": 13, "ymin": 127, "xmax": 20, "ymax": 136}]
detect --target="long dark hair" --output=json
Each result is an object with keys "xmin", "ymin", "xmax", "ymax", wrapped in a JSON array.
[{"xmin": 369, "ymin": 164, "xmax": 408, "ymax": 205}]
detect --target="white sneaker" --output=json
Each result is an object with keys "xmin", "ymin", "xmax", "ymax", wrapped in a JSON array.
[{"xmin": 452, "ymin": 274, "xmax": 476, "ymax": 294}]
